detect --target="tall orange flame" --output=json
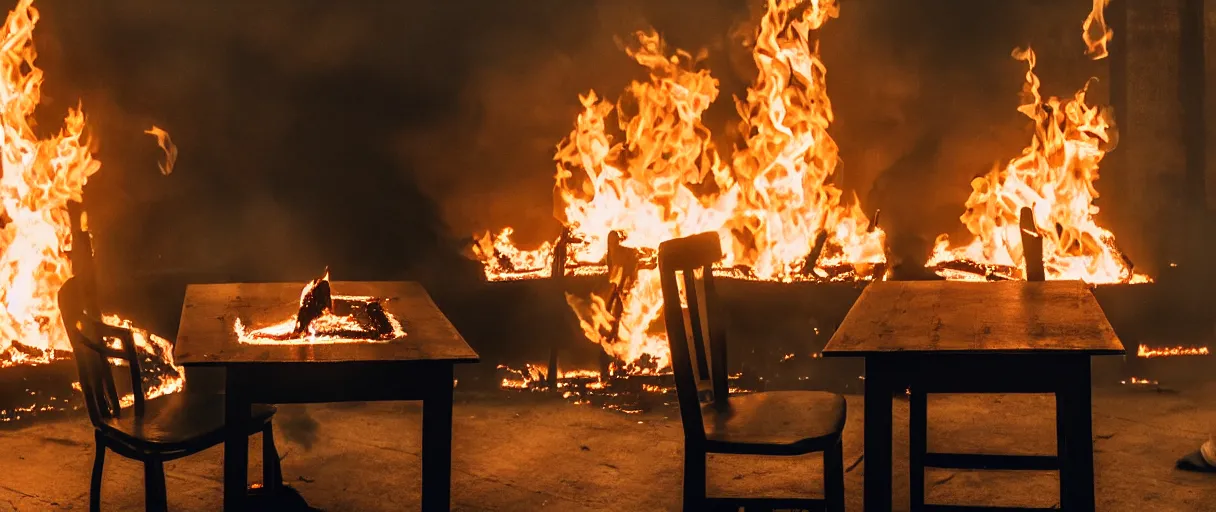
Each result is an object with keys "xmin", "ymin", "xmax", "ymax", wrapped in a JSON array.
[
  {"xmin": 0, "ymin": 0, "xmax": 100, "ymax": 360},
  {"xmin": 477, "ymin": 0, "xmax": 883, "ymax": 369},
  {"xmin": 928, "ymin": 1, "xmax": 1146, "ymax": 284},
  {"xmin": 0, "ymin": 0, "xmax": 184, "ymax": 411}
]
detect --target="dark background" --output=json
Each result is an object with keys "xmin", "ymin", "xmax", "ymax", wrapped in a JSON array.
[{"xmin": 27, "ymin": 0, "xmax": 1135, "ymax": 288}]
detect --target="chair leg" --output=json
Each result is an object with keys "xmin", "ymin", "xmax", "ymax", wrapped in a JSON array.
[
  {"xmin": 682, "ymin": 445, "xmax": 706, "ymax": 512},
  {"xmin": 263, "ymin": 424, "xmax": 282, "ymax": 494},
  {"xmin": 824, "ymin": 439, "xmax": 845, "ymax": 512},
  {"xmin": 143, "ymin": 460, "xmax": 168, "ymax": 512},
  {"xmin": 90, "ymin": 437, "xmax": 105, "ymax": 512}
]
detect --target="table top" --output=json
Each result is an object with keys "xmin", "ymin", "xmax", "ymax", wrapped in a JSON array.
[
  {"xmin": 823, "ymin": 280, "xmax": 1124, "ymax": 356},
  {"xmin": 175, "ymin": 281, "xmax": 479, "ymax": 366}
]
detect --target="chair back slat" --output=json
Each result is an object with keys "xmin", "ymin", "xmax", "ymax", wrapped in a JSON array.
[
  {"xmin": 680, "ymin": 269, "xmax": 711, "ymax": 379},
  {"xmin": 658, "ymin": 232, "xmax": 730, "ymax": 442}
]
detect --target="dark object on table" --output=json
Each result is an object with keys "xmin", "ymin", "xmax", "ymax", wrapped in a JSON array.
[
  {"xmin": 293, "ymin": 268, "xmax": 333, "ymax": 336},
  {"xmin": 825, "ymin": 280, "xmax": 1123, "ymax": 512},
  {"xmin": 176, "ymin": 280, "xmax": 479, "ymax": 512},
  {"xmin": 658, "ymin": 231, "xmax": 846, "ymax": 512},
  {"xmin": 363, "ymin": 301, "xmax": 395, "ymax": 336},
  {"xmin": 1176, "ymin": 450, "xmax": 1216, "ymax": 473},
  {"xmin": 59, "ymin": 278, "xmax": 281, "ymax": 512},
  {"xmin": 1019, "ymin": 206, "xmax": 1045, "ymax": 282}
]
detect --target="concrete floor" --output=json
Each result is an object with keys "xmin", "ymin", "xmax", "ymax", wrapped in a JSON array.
[{"xmin": 0, "ymin": 385, "xmax": 1213, "ymax": 511}]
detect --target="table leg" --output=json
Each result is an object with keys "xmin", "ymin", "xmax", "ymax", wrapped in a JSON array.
[
  {"xmin": 224, "ymin": 369, "xmax": 251, "ymax": 512},
  {"xmin": 422, "ymin": 365, "xmax": 454, "ymax": 512},
  {"xmin": 864, "ymin": 358, "xmax": 894, "ymax": 512},
  {"xmin": 1060, "ymin": 358, "xmax": 1095, "ymax": 512},
  {"xmin": 909, "ymin": 389, "xmax": 927, "ymax": 511}
]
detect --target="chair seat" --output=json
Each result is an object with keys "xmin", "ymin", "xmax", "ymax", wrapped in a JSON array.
[
  {"xmin": 101, "ymin": 392, "xmax": 276, "ymax": 454},
  {"xmin": 702, "ymin": 391, "xmax": 846, "ymax": 455}
]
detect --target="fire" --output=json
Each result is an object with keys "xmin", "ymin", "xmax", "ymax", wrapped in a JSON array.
[
  {"xmin": 1082, "ymin": 0, "xmax": 1113, "ymax": 60},
  {"xmin": 0, "ymin": 0, "xmax": 183, "ymax": 420},
  {"xmin": 1136, "ymin": 345, "xmax": 1210, "ymax": 358},
  {"xmin": 928, "ymin": 1, "xmax": 1147, "ymax": 284},
  {"xmin": 234, "ymin": 269, "xmax": 406, "ymax": 345},
  {"xmin": 101, "ymin": 314, "xmax": 185, "ymax": 405},
  {"xmin": 1120, "ymin": 376, "xmax": 1157, "ymax": 386},
  {"xmin": 144, "ymin": 125, "xmax": 177, "ymax": 176},
  {"xmin": 476, "ymin": 0, "xmax": 882, "ymax": 371},
  {"xmin": 0, "ymin": 0, "xmax": 97, "ymax": 362}
]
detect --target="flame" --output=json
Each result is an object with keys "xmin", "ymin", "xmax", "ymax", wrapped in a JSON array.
[
  {"xmin": 144, "ymin": 125, "xmax": 177, "ymax": 176},
  {"xmin": 1136, "ymin": 345, "xmax": 1209, "ymax": 358},
  {"xmin": 476, "ymin": 0, "xmax": 882, "ymax": 371},
  {"xmin": 1082, "ymin": 0, "xmax": 1113, "ymax": 60},
  {"xmin": 234, "ymin": 272, "xmax": 406, "ymax": 345},
  {"xmin": 100, "ymin": 314, "xmax": 185, "ymax": 405},
  {"xmin": 0, "ymin": 0, "xmax": 97, "ymax": 362},
  {"xmin": 929, "ymin": 1, "xmax": 1146, "ymax": 284},
  {"xmin": 1120, "ymin": 376, "xmax": 1157, "ymax": 386},
  {"xmin": 0, "ymin": 1, "xmax": 184, "ymax": 420}
]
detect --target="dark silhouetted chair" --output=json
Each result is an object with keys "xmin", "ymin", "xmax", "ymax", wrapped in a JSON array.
[
  {"xmin": 658, "ymin": 232, "xmax": 847, "ymax": 512},
  {"xmin": 58, "ymin": 278, "xmax": 280, "ymax": 512}
]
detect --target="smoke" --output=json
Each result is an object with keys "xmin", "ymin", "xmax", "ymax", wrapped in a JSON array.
[{"xmin": 274, "ymin": 404, "xmax": 320, "ymax": 450}]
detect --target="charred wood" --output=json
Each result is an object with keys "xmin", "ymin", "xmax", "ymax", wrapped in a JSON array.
[
  {"xmin": 1020, "ymin": 207, "xmax": 1045, "ymax": 282},
  {"xmin": 293, "ymin": 268, "xmax": 333, "ymax": 336}
]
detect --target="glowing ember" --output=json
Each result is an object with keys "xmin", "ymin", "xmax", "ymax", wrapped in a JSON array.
[
  {"xmin": 0, "ymin": 0, "xmax": 183, "ymax": 416},
  {"xmin": 1136, "ymin": 345, "xmax": 1210, "ymax": 358},
  {"xmin": 1082, "ymin": 0, "xmax": 1113, "ymax": 60},
  {"xmin": 477, "ymin": 0, "xmax": 882, "ymax": 371},
  {"xmin": 234, "ymin": 269, "xmax": 406, "ymax": 345},
  {"xmin": 928, "ymin": 0, "xmax": 1147, "ymax": 285},
  {"xmin": 1120, "ymin": 377, "xmax": 1157, "ymax": 386}
]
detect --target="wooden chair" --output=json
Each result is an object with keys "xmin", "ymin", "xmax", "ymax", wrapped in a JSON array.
[
  {"xmin": 657, "ymin": 232, "xmax": 847, "ymax": 512},
  {"xmin": 58, "ymin": 278, "xmax": 281, "ymax": 512}
]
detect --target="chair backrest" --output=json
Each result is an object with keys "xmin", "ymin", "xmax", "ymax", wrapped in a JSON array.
[
  {"xmin": 66, "ymin": 201, "xmax": 100, "ymax": 312},
  {"xmin": 1019, "ymin": 207, "xmax": 1045, "ymax": 282},
  {"xmin": 657, "ymin": 231, "xmax": 730, "ymax": 442},
  {"xmin": 59, "ymin": 277, "xmax": 146, "ymax": 427}
]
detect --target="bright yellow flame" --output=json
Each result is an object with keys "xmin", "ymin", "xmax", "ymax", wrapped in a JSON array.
[
  {"xmin": 0, "ymin": 1, "xmax": 184, "ymax": 415},
  {"xmin": 476, "ymin": 0, "xmax": 882, "ymax": 372},
  {"xmin": 0, "ymin": 0, "xmax": 100, "ymax": 361},
  {"xmin": 928, "ymin": 37, "xmax": 1147, "ymax": 284},
  {"xmin": 1082, "ymin": 0, "xmax": 1113, "ymax": 60}
]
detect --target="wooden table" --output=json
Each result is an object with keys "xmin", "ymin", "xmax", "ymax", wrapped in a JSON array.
[
  {"xmin": 175, "ymin": 281, "xmax": 479, "ymax": 512},
  {"xmin": 823, "ymin": 280, "xmax": 1123, "ymax": 512}
]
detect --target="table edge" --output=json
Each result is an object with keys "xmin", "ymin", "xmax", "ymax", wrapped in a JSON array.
[
  {"xmin": 821, "ymin": 349, "xmax": 1126, "ymax": 357},
  {"xmin": 177, "ymin": 356, "xmax": 481, "ymax": 367}
]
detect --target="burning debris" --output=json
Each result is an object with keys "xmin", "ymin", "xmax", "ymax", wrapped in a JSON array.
[
  {"xmin": 1136, "ymin": 345, "xmax": 1210, "ymax": 358},
  {"xmin": 475, "ymin": 0, "xmax": 884, "ymax": 376},
  {"xmin": 496, "ymin": 363, "xmax": 755, "ymax": 414},
  {"xmin": 927, "ymin": 1, "xmax": 1147, "ymax": 285},
  {"xmin": 234, "ymin": 268, "xmax": 406, "ymax": 345},
  {"xmin": 0, "ymin": 0, "xmax": 183, "ymax": 421}
]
